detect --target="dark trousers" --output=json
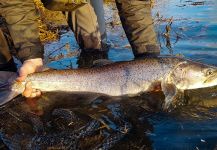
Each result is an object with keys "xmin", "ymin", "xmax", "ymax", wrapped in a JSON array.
[
  {"xmin": 115, "ymin": 0, "xmax": 160, "ymax": 57},
  {"xmin": 0, "ymin": 19, "xmax": 17, "ymax": 72}
]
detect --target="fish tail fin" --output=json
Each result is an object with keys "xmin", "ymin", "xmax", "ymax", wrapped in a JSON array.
[
  {"xmin": 0, "ymin": 89, "xmax": 20, "ymax": 106},
  {"xmin": 0, "ymin": 71, "xmax": 19, "ymax": 106}
]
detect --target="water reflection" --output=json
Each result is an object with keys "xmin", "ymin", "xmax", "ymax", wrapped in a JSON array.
[
  {"xmin": 154, "ymin": 0, "xmax": 217, "ymax": 65},
  {"xmin": 0, "ymin": 92, "xmax": 155, "ymax": 149},
  {"xmin": 1, "ymin": 89, "xmax": 217, "ymax": 149}
]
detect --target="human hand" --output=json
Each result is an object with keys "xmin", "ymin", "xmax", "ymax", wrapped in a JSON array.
[{"xmin": 16, "ymin": 58, "xmax": 43, "ymax": 98}]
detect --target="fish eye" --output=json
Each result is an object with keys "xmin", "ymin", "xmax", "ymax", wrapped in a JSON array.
[{"xmin": 206, "ymin": 69, "xmax": 213, "ymax": 76}]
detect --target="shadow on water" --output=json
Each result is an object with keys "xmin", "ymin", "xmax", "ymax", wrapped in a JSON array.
[
  {"xmin": 0, "ymin": 92, "xmax": 155, "ymax": 149},
  {"xmin": 1, "ymin": 0, "xmax": 217, "ymax": 149}
]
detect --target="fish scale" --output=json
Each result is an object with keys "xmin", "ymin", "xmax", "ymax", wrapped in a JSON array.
[
  {"xmin": 1, "ymin": 57, "xmax": 217, "ymax": 110},
  {"xmin": 16, "ymin": 58, "xmax": 177, "ymax": 96}
]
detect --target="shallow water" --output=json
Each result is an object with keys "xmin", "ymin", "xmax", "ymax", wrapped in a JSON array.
[{"xmin": 1, "ymin": 0, "xmax": 217, "ymax": 149}]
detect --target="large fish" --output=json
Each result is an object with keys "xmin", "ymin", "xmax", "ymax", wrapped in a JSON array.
[{"xmin": 1, "ymin": 57, "xmax": 217, "ymax": 109}]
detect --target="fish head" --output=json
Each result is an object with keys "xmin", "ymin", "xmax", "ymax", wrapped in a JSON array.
[{"xmin": 170, "ymin": 60, "xmax": 217, "ymax": 90}]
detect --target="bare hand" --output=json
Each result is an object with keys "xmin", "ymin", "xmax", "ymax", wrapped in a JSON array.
[{"xmin": 17, "ymin": 58, "xmax": 43, "ymax": 98}]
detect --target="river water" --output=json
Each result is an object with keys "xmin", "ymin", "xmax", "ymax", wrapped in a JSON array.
[{"xmin": 1, "ymin": 0, "xmax": 217, "ymax": 149}]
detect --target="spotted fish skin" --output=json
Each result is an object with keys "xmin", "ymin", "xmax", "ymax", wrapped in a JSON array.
[
  {"xmin": 3, "ymin": 56, "xmax": 217, "ymax": 109},
  {"xmin": 21, "ymin": 58, "xmax": 178, "ymax": 96},
  {"xmin": 1, "ymin": 57, "xmax": 181, "ymax": 99}
]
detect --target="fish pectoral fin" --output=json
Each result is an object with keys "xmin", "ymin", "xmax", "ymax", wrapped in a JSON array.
[
  {"xmin": 163, "ymin": 89, "xmax": 185, "ymax": 111},
  {"xmin": 161, "ymin": 81, "xmax": 185, "ymax": 111},
  {"xmin": 161, "ymin": 82, "xmax": 176, "ymax": 109}
]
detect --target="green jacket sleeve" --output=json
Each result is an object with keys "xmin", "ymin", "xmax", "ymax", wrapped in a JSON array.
[
  {"xmin": 0, "ymin": 0, "xmax": 44, "ymax": 62},
  {"xmin": 115, "ymin": 0, "xmax": 160, "ymax": 57}
]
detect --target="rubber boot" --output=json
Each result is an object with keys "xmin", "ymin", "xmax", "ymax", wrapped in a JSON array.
[{"xmin": 77, "ymin": 49, "xmax": 111, "ymax": 68}]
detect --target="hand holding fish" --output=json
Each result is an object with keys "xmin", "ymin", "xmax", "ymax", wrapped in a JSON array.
[{"xmin": 17, "ymin": 58, "xmax": 43, "ymax": 98}]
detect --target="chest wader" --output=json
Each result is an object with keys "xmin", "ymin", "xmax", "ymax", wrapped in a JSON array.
[
  {"xmin": 0, "ymin": 16, "xmax": 17, "ymax": 72},
  {"xmin": 42, "ymin": 0, "xmax": 87, "ymax": 11},
  {"xmin": 115, "ymin": 0, "xmax": 160, "ymax": 58},
  {"xmin": 41, "ymin": 0, "xmax": 107, "ymax": 50},
  {"xmin": 41, "ymin": 0, "xmax": 108, "ymax": 68}
]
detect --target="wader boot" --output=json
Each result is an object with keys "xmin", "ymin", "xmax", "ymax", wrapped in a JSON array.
[
  {"xmin": 42, "ymin": 0, "xmax": 107, "ymax": 50},
  {"xmin": 60, "ymin": 1, "xmax": 109, "ymax": 66},
  {"xmin": 77, "ymin": 49, "xmax": 110, "ymax": 68},
  {"xmin": 66, "ymin": 3, "xmax": 103, "ymax": 50}
]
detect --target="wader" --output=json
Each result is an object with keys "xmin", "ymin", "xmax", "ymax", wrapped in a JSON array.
[
  {"xmin": 42, "ymin": 0, "xmax": 106, "ymax": 50},
  {"xmin": 42, "ymin": 0, "xmax": 108, "ymax": 67},
  {"xmin": 0, "ymin": 18, "xmax": 17, "ymax": 72},
  {"xmin": 0, "ymin": 0, "xmax": 44, "ymax": 72},
  {"xmin": 0, "ymin": 0, "xmax": 160, "ymax": 71},
  {"xmin": 65, "ymin": 0, "xmax": 160, "ymax": 57},
  {"xmin": 115, "ymin": 0, "xmax": 160, "ymax": 57}
]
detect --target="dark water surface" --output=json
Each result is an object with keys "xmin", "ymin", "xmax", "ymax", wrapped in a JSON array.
[{"xmin": 1, "ymin": 0, "xmax": 217, "ymax": 149}]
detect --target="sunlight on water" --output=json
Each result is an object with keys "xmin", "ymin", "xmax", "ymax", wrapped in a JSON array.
[{"xmin": 154, "ymin": 0, "xmax": 217, "ymax": 65}]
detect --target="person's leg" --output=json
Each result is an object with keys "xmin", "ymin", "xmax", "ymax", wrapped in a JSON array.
[
  {"xmin": 0, "ymin": 0, "xmax": 44, "ymax": 63},
  {"xmin": 68, "ymin": 3, "xmax": 101, "ymax": 50},
  {"xmin": 64, "ymin": 3, "xmax": 109, "ymax": 68},
  {"xmin": 115, "ymin": 0, "xmax": 160, "ymax": 58},
  {"xmin": 0, "ymin": 27, "xmax": 17, "ymax": 72}
]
